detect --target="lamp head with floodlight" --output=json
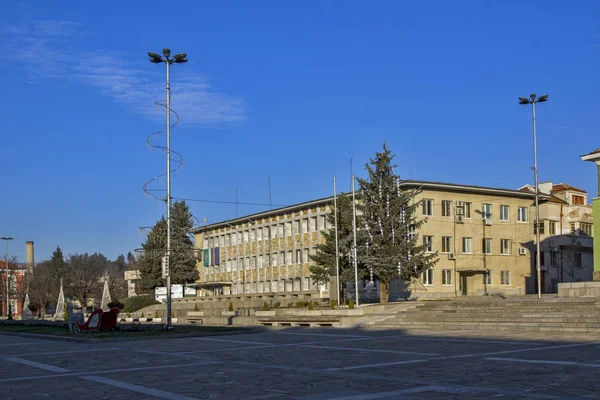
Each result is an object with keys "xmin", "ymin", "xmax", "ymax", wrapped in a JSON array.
[
  {"xmin": 162, "ymin": 48, "xmax": 171, "ymax": 58},
  {"xmin": 518, "ymin": 97, "xmax": 531, "ymax": 105},
  {"xmin": 537, "ymin": 94, "xmax": 548, "ymax": 103}
]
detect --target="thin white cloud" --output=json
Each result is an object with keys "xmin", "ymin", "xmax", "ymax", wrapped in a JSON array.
[{"xmin": 1, "ymin": 19, "xmax": 245, "ymax": 125}]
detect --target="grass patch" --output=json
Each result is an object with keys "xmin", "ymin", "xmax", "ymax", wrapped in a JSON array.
[{"xmin": 0, "ymin": 324, "xmax": 249, "ymax": 338}]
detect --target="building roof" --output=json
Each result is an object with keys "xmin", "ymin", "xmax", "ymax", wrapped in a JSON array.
[
  {"xmin": 551, "ymin": 183, "xmax": 587, "ymax": 194},
  {"xmin": 192, "ymin": 179, "xmax": 537, "ymax": 234},
  {"xmin": 0, "ymin": 260, "xmax": 26, "ymax": 271},
  {"xmin": 580, "ymin": 148, "xmax": 600, "ymax": 162}
]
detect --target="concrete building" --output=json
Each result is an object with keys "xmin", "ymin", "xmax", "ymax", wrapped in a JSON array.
[
  {"xmin": 519, "ymin": 182, "xmax": 594, "ymax": 292},
  {"xmin": 192, "ymin": 197, "xmax": 332, "ymax": 297},
  {"xmin": 192, "ymin": 180, "xmax": 538, "ymax": 300},
  {"xmin": 402, "ymin": 181, "xmax": 536, "ymax": 299}
]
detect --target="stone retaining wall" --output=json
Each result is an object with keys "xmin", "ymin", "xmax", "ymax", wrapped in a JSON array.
[{"xmin": 558, "ymin": 282, "xmax": 600, "ymax": 297}]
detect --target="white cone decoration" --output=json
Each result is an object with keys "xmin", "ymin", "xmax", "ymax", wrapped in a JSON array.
[
  {"xmin": 22, "ymin": 292, "xmax": 33, "ymax": 320},
  {"xmin": 54, "ymin": 283, "xmax": 65, "ymax": 321},
  {"xmin": 100, "ymin": 276, "xmax": 111, "ymax": 311}
]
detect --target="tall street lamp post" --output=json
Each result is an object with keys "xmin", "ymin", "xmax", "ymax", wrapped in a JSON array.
[
  {"xmin": 148, "ymin": 49, "xmax": 188, "ymax": 330},
  {"xmin": 1, "ymin": 237, "xmax": 14, "ymax": 318},
  {"xmin": 519, "ymin": 93, "xmax": 548, "ymax": 299}
]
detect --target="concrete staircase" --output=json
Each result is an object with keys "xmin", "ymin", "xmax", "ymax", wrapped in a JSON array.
[{"xmin": 364, "ymin": 297, "xmax": 600, "ymax": 333}]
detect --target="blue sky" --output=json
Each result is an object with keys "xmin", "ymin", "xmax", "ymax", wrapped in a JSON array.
[{"xmin": 1, "ymin": 1, "xmax": 598, "ymax": 262}]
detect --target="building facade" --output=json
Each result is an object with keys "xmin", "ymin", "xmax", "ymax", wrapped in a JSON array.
[
  {"xmin": 192, "ymin": 180, "xmax": 538, "ymax": 300},
  {"xmin": 192, "ymin": 198, "xmax": 332, "ymax": 297},
  {"xmin": 520, "ymin": 182, "xmax": 594, "ymax": 292},
  {"xmin": 0, "ymin": 261, "xmax": 27, "ymax": 318},
  {"xmin": 402, "ymin": 181, "xmax": 536, "ymax": 299}
]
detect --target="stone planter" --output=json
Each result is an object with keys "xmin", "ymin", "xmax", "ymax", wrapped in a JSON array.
[
  {"xmin": 255, "ymin": 310, "xmax": 276, "ymax": 317},
  {"xmin": 153, "ymin": 318, "xmax": 162, "ymax": 323},
  {"xmin": 221, "ymin": 311, "xmax": 236, "ymax": 317},
  {"xmin": 172, "ymin": 318, "xmax": 178, "ymax": 324},
  {"xmin": 138, "ymin": 318, "xmax": 147, "ymax": 322},
  {"xmin": 187, "ymin": 311, "xmax": 205, "ymax": 318},
  {"xmin": 125, "ymin": 318, "xmax": 134, "ymax": 322}
]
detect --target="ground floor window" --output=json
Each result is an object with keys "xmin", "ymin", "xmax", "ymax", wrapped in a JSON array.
[
  {"xmin": 442, "ymin": 269, "xmax": 452, "ymax": 286},
  {"xmin": 483, "ymin": 271, "xmax": 493, "ymax": 285},
  {"xmin": 501, "ymin": 270, "xmax": 511, "ymax": 286},
  {"xmin": 423, "ymin": 269, "xmax": 434, "ymax": 286}
]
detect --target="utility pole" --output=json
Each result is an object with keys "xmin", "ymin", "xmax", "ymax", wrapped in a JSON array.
[
  {"xmin": 1, "ymin": 237, "xmax": 13, "ymax": 318},
  {"xmin": 351, "ymin": 175, "xmax": 359, "ymax": 306},
  {"xmin": 519, "ymin": 94, "xmax": 548, "ymax": 299},
  {"xmin": 333, "ymin": 177, "xmax": 340, "ymax": 307},
  {"xmin": 148, "ymin": 49, "xmax": 188, "ymax": 329}
]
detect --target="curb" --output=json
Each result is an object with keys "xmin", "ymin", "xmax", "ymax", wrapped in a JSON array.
[{"xmin": 0, "ymin": 326, "xmax": 266, "ymax": 343}]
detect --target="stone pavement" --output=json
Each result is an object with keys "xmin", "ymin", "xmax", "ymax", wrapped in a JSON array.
[{"xmin": 1, "ymin": 327, "xmax": 599, "ymax": 399}]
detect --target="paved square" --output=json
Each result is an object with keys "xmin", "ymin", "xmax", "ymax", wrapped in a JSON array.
[{"xmin": 1, "ymin": 328, "xmax": 599, "ymax": 399}]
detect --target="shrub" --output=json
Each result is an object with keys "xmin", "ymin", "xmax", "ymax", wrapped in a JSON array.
[
  {"xmin": 141, "ymin": 312, "xmax": 144, "ymax": 318},
  {"xmin": 171, "ymin": 311, "xmax": 175, "ymax": 318},
  {"xmin": 295, "ymin": 301, "xmax": 307, "ymax": 308},
  {"xmin": 28, "ymin": 302, "xmax": 41, "ymax": 313},
  {"xmin": 330, "ymin": 299, "xmax": 338, "ymax": 310},
  {"xmin": 228, "ymin": 302, "xmax": 234, "ymax": 312},
  {"xmin": 288, "ymin": 302, "xmax": 294, "ymax": 308},
  {"xmin": 108, "ymin": 300, "xmax": 125, "ymax": 310},
  {"xmin": 63, "ymin": 308, "xmax": 68, "ymax": 322},
  {"xmin": 348, "ymin": 299, "xmax": 355, "ymax": 309},
  {"xmin": 121, "ymin": 295, "xmax": 159, "ymax": 313},
  {"xmin": 154, "ymin": 311, "xmax": 159, "ymax": 318},
  {"xmin": 194, "ymin": 304, "xmax": 199, "ymax": 311},
  {"xmin": 273, "ymin": 302, "xmax": 281, "ymax": 309},
  {"xmin": 307, "ymin": 301, "xmax": 314, "ymax": 310},
  {"xmin": 263, "ymin": 302, "xmax": 270, "ymax": 311}
]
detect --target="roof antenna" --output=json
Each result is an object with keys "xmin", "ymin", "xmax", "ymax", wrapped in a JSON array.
[
  {"xmin": 235, "ymin": 188, "xmax": 238, "ymax": 218},
  {"xmin": 350, "ymin": 150, "xmax": 354, "ymax": 191},
  {"xmin": 268, "ymin": 177, "xmax": 273, "ymax": 210},
  {"xmin": 414, "ymin": 141, "xmax": 417, "ymax": 179}
]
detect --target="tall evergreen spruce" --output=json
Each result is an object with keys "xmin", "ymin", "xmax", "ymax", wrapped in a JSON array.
[
  {"xmin": 357, "ymin": 144, "xmax": 438, "ymax": 303},
  {"xmin": 138, "ymin": 201, "xmax": 198, "ymax": 290},
  {"xmin": 311, "ymin": 193, "xmax": 368, "ymax": 299}
]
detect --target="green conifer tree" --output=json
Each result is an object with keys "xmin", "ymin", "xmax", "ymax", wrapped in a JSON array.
[{"xmin": 357, "ymin": 143, "xmax": 438, "ymax": 303}]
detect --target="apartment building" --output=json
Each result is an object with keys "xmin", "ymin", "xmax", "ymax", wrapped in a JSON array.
[
  {"xmin": 192, "ymin": 180, "xmax": 538, "ymax": 300},
  {"xmin": 399, "ymin": 181, "xmax": 536, "ymax": 299},
  {"xmin": 519, "ymin": 182, "xmax": 594, "ymax": 291},
  {"xmin": 191, "ymin": 198, "xmax": 331, "ymax": 297}
]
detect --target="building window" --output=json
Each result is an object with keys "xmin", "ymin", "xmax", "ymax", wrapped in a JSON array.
[
  {"xmin": 482, "ymin": 204, "xmax": 492, "ymax": 220},
  {"xmin": 441, "ymin": 236, "xmax": 453, "ymax": 253},
  {"xmin": 296, "ymin": 249, "xmax": 302, "ymax": 263},
  {"xmin": 301, "ymin": 219, "xmax": 308, "ymax": 233},
  {"xmin": 292, "ymin": 220, "xmax": 300, "ymax": 235},
  {"xmin": 550, "ymin": 252, "xmax": 557, "ymax": 266},
  {"xmin": 442, "ymin": 269, "xmax": 452, "ymax": 286},
  {"xmin": 303, "ymin": 249, "xmax": 309, "ymax": 264},
  {"xmin": 242, "ymin": 231, "xmax": 248, "ymax": 243},
  {"xmin": 319, "ymin": 215, "xmax": 326, "ymax": 231},
  {"xmin": 249, "ymin": 229, "xmax": 255, "ymax": 242},
  {"xmin": 549, "ymin": 221, "xmax": 557, "ymax": 235},
  {"xmin": 309, "ymin": 217, "xmax": 317, "ymax": 232},
  {"xmin": 572, "ymin": 195, "xmax": 585, "ymax": 205},
  {"xmin": 501, "ymin": 270, "xmax": 511, "ymax": 286},
  {"xmin": 464, "ymin": 202, "xmax": 472, "ymax": 218},
  {"xmin": 462, "ymin": 237, "xmax": 472, "ymax": 254},
  {"xmin": 278, "ymin": 224, "xmax": 284, "ymax": 238},
  {"xmin": 484, "ymin": 271, "xmax": 493, "ymax": 286},
  {"xmin": 570, "ymin": 222, "xmax": 576, "ymax": 234},
  {"xmin": 423, "ymin": 269, "xmax": 434, "ymax": 286},
  {"xmin": 483, "ymin": 238, "xmax": 492, "ymax": 254},
  {"xmin": 423, "ymin": 236, "xmax": 433, "ymax": 252},
  {"xmin": 285, "ymin": 222, "xmax": 292, "ymax": 236},
  {"xmin": 518, "ymin": 207, "xmax": 528, "ymax": 222},
  {"xmin": 270, "ymin": 225, "xmax": 277, "ymax": 239},
  {"xmin": 442, "ymin": 200, "xmax": 452, "ymax": 217},
  {"xmin": 287, "ymin": 251, "xmax": 293, "ymax": 265},
  {"xmin": 203, "ymin": 238, "xmax": 208, "ymax": 248},
  {"xmin": 263, "ymin": 227, "xmax": 270, "ymax": 240},
  {"xmin": 500, "ymin": 205, "xmax": 509, "ymax": 221},
  {"xmin": 581, "ymin": 223, "xmax": 593, "ymax": 236},
  {"xmin": 272, "ymin": 254, "xmax": 277, "ymax": 267},
  {"xmin": 575, "ymin": 253, "xmax": 582, "ymax": 268},
  {"xmin": 422, "ymin": 199, "xmax": 433, "ymax": 216},
  {"xmin": 534, "ymin": 221, "xmax": 545, "ymax": 235},
  {"xmin": 501, "ymin": 239, "xmax": 510, "ymax": 255}
]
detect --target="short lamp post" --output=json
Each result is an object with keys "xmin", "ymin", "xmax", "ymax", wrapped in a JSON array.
[
  {"xmin": 1, "ymin": 237, "xmax": 14, "ymax": 318},
  {"xmin": 519, "ymin": 93, "xmax": 548, "ymax": 299},
  {"xmin": 147, "ymin": 49, "xmax": 188, "ymax": 330}
]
